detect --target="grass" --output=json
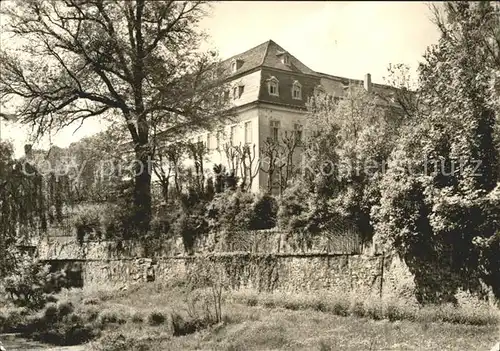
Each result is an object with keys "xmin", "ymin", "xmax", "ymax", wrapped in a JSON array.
[
  {"xmin": 231, "ymin": 289, "xmax": 500, "ymax": 326},
  {"xmin": 1, "ymin": 281, "xmax": 498, "ymax": 350}
]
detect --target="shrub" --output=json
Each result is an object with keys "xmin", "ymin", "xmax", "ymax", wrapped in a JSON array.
[
  {"xmin": 384, "ymin": 301, "xmax": 415, "ymax": 322},
  {"xmin": 364, "ymin": 301, "xmax": 384, "ymax": 320},
  {"xmin": 99, "ymin": 204, "xmax": 125, "ymax": 239},
  {"xmin": 0, "ymin": 307, "xmax": 29, "ymax": 333},
  {"xmin": 186, "ymin": 264, "xmax": 227, "ymax": 324},
  {"xmin": 350, "ymin": 301, "xmax": 365, "ymax": 317},
  {"xmin": 318, "ymin": 339, "xmax": 333, "ymax": 351},
  {"xmin": 3, "ymin": 256, "xmax": 58, "ymax": 310},
  {"xmin": 131, "ymin": 313, "xmax": 144, "ymax": 324},
  {"xmin": 170, "ymin": 311, "xmax": 213, "ymax": 336},
  {"xmin": 148, "ymin": 311, "xmax": 166, "ymax": 326},
  {"xmin": 149, "ymin": 216, "xmax": 172, "ymax": 238},
  {"xmin": 207, "ymin": 190, "xmax": 255, "ymax": 232},
  {"xmin": 248, "ymin": 193, "xmax": 278, "ymax": 230},
  {"xmin": 92, "ymin": 332, "xmax": 161, "ymax": 351},
  {"xmin": 331, "ymin": 298, "xmax": 350, "ymax": 317},
  {"xmin": 29, "ymin": 302, "xmax": 99, "ymax": 345},
  {"xmin": 82, "ymin": 297, "xmax": 100, "ymax": 306},
  {"xmin": 277, "ymin": 182, "xmax": 311, "ymax": 233},
  {"xmin": 34, "ymin": 314, "xmax": 96, "ymax": 346},
  {"xmin": 57, "ymin": 301, "xmax": 74, "ymax": 317},
  {"xmin": 82, "ymin": 307, "xmax": 100, "ymax": 323},
  {"xmin": 71, "ymin": 204, "xmax": 103, "ymax": 243},
  {"xmin": 313, "ymin": 300, "xmax": 327, "ymax": 312},
  {"xmin": 98, "ymin": 310, "xmax": 127, "ymax": 326},
  {"xmin": 43, "ymin": 303, "xmax": 59, "ymax": 323},
  {"xmin": 173, "ymin": 212, "xmax": 208, "ymax": 254},
  {"xmin": 246, "ymin": 296, "xmax": 258, "ymax": 307}
]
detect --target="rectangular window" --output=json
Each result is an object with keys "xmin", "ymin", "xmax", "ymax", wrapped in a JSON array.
[
  {"xmin": 216, "ymin": 130, "xmax": 222, "ymax": 150},
  {"xmin": 244, "ymin": 121, "xmax": 252, "ymax": 144},
  {"xmin": 207, "ymin": 132, "xmax": 215, "ymax": 150},
  {"xmin": 294, "ymin": 124, "xmax": 303, "ymax": 144},
  {"xmin": 238, "ymin": 85, "xmax": 245, "ymax": 98},
  {"xmin": 230, "ymin": 125, "xmax": 237, "ymax": 146},
  {"xmin": 269, "ymin": 83, "xmax": 278, "ymax": 96},
  {"xmin": 270, "ymin": 120, "xmax": 280, "ymax": 142},
  {"xmin": 293, "ymin": 86, "xmax": 301, "ymax": 100}
]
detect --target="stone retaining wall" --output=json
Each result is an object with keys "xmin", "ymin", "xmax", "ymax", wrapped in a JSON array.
[
  {"xmin": 37, "ymin": 228, "xmax": 366, "ymax": 261},
  {"xmin": 41, "ymin": 255, "xmax": 414, "ymax": 298},
  {"xmin": 36, "ymin": 233, "xmax": 412, "ymax": 298}
]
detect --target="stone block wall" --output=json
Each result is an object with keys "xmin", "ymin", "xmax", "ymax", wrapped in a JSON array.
[
  {"xmin": 37, "ymin": 227, "xmax": 364, "ymax": 261},
  {"xmin": 36, "ymin": 232, "xmax": 415, "ymax": 298},
  {"xmin": 79, "ymin": 254, "xmax": 388, "ymax": 295}
]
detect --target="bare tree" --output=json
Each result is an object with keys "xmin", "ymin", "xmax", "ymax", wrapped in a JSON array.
[
  {"xmin": 0, "ymin": 0, "xmax": 232, "ymax": 235},
  {"xmin": 223, "ymin": 142, "xmax": 240, "ymax": 178},
  {"xmin": 260, "ymin": 131, "xmax": 299, "ymax": 195},
  {"xmin": 277, "ymin": 131, "xmax": 299, "ymax": 195},
  {"xmin": 236, "ymin": 144, "xmax": 260, "ymax": 192},
  {"xmin": 152, "ymin": 141, "xmax": 185, "ymax": 202},
  {"xmin": 260, "ymin": 137, "xmax": 281, "ymax": 193},
  {"xmin": 186, "ymin": 140, "xmax": 208, "ymax": 194}
]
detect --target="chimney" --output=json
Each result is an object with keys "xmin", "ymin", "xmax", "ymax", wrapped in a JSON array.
[
  {"xmin": 364, "ymin": 73, "xmax": 372, "ymax": 92},
  {"xmin": 24, "ymin": 144, "xmax": 33, "ymax": 158}
]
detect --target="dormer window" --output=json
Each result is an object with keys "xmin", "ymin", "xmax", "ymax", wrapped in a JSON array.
[
  {"xmin": 267, "ymin": 76, "xmax": 279, "ymax": 97},
  {"xmin": 231, "ymin": 59, "xmax": 243, "ymax": 73},
  {"xmin": 292, "ymin": 80, "xmax": 302, "ymax": 100},
  {"xmin": 283, "ymin": 54, "xmax": 290, "ymax": 65},
  {"xmin": 277, "ymin": 51, "xmax": 290, "ymax": 65}
]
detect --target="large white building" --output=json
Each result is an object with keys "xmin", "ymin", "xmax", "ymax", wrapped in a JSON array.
[{"xmin": 166, "ymin": 40, "xmax": 398, "ymax": 193}]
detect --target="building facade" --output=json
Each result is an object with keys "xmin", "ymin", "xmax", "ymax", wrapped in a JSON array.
[{"xmin": 181, "ymin": 40, "xmax": 396, "ymax": 193}]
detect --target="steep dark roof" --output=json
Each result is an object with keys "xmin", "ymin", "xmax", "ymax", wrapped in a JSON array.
[
  {"xmin": 220, "ymin": 40, "xmax": 269, "ymax": 75},
  {"xmin": 224, "ymin": 40, "xmax": 398, "ymax": 92},
  {"xmin": 261, "ymin": 40, "xmax": 317, "ymax": 75},
  {"xmin": 222, "ymin": 40, "xmax": 318, "ymax": 77}
]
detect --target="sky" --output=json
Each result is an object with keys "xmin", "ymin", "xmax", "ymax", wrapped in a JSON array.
[{"xmin": 0, "ymin": 1, "xmax": 441, "ymax": 158}]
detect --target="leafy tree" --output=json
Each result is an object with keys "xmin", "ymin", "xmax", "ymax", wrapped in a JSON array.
[
  {"xmin": 0, "ymin": 0, "xmax": 232, "ymax": 235},
  {"xmin": 373, "ymin": 1, "xmax": 500, "ymax": 303},
  {"xmin": 0, "ymin": 141, "xmax": 46, "ymax": 277},
  {"xmin": 66, "ymin": 128, "xmax": 127, "ymax": 203},
  {"xmin": 300, "ymin": 85, "xmax": 406, "ymax": 243}
]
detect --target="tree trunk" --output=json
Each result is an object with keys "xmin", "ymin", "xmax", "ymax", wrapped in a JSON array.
[
  {"xmin": 133, "ymin": 145, "xmax": 152, "ymax": 236},
  {"xmin": 161, "ymin": 180, "xmax": 169, "ymax": 203}
]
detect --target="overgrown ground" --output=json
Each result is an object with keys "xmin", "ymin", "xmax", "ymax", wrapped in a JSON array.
[{"xmin": 3, "ymin": 281, "xmax": 497, "ymax": 351}]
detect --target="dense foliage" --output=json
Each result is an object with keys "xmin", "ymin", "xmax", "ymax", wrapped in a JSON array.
[
  {"xmin": 3, "ymin": 254, "xmax": 66, "ymax": 310},
  {"xmin": 0, "ymin": 142, "xmax": 45, "ymax": 277},
  {"xmin": 0, "ymin": 0, "xmax": 233, "ymax": 235},
  {"xmin": 373, "ymin": 2, "xmax": 500, "ymax": 303},
  {"xmin": 1, "ymin": 1, "xmax": 498, "ymax": 309}
]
